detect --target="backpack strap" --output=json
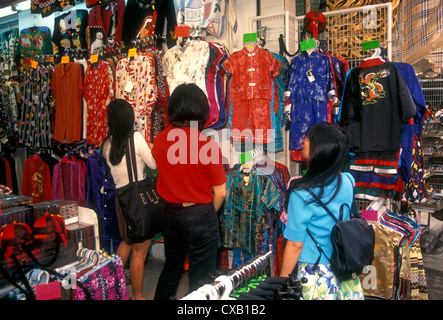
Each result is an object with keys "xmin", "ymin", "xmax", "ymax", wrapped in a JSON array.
[
  {"xmin": 306, "ymin": 189, "xmax": 341, "ymax": 222},
  {"xmin": 304, "ymin": 175, "xmax": 356, "ymax": 271}
]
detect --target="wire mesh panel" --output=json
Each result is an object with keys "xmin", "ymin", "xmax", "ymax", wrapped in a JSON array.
[
  {"xmin": 249, "ymin": 12, "xmax": 298, "ymax": 56},
  {"xmin": 418, "ymin": 50, "xmax": 443, "ymax": 109},
  {"xmin": 250, "ymin": 4, "xmax": 394, "ymax": 68},
  {"xmin": 302, "ymin": 3, "xmax": 393, "ymax": 68}
]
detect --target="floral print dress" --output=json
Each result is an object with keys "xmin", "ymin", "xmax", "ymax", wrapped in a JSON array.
[
  {"xmin": 297, "ymin": 262, "xmax": 364, "ymax": 300},
  {"xmin": 84, "ymin": 60, "xmax": 114, "ymax": 147},
  {"xmin": 115, "ymin": 53, "xmax": 158, "ymax": 142}
]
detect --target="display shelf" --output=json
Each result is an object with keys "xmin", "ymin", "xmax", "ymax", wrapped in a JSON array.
[{"xmin": 422, "ymin": 119, "xmax": 443, "ymax": 198}]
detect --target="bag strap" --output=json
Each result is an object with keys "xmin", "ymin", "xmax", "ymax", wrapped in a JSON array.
[
  {"xmin": 304, "ymin": 175, "xmax": 356, "ymax": 271},
  {"xmin": 124, "ymin": 133, "xmax": 136, "ymax": 183},
  {"xmin": 124, "ymin": 131, "xmax": 155, "ymax": 183}
]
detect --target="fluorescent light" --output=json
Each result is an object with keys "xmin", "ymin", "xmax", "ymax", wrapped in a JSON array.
[
  {"xmin": 15, "ymin": 1, "xmax": 31, "ymax": 11},
  {"xmin": 0, "ymin": 7, "xmax": 15, "ymax": 19}
]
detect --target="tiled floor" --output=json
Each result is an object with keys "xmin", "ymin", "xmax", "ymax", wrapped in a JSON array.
[{"xmin": 125, "ymin": 255, "xmax": 190, "ymax": 300}]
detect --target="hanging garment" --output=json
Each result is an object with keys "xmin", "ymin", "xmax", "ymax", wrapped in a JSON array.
[
  {"xmin": 86, "ymin": 152, "xmax": 121, "ymax": 254},
  {"xmin": 0, "ymin": 81, "xmax": 21, "ymax": 146},
  {"xmin": 84, "ymin": 60, "xmax": 115, "ymax": 147},
  {"xmin": 51, "ymin": 9, "xmax": 89, "ymax": 57},
  {"xmin": 75, "ymin": 255, "xmax": 129, "ymax": 300},
  {"xmin": 220, "ymin": 162, "xmax": 284, "ymax": 256},
  {"xmin": 51, "ymin": 62, "xmax": 84, "ymax": 144},
  {"xmin": 21, "ymin": 155, "xmax": 52, "ymax": 203},
  {"xmin": 359, "ymin": 220, "xmax": 403, "ymax": 300},
  {"xmin": 17, "ymin": 26, "xmax": 53, "ymax": 74},
  {"xmin": 163, "ymin": 39, "xmax": 210, "ymax": 97},
  {"xmin": 177, "ymin": 0, "xmax": 227, "ymax": 38},
  {"xmin": 405, "ymin": 134, "xmax": 425, "ymax": 202},
  {"xmin": 0, "ymin": 28, "xmax": 20, "ymax": 80},
  {"xmin": 288, "ymin": 49, "xmax": 335, "ymax": 152},
  {"xmin": 122, "ymin": 0, "xmax": 177, "ymax": 48},
  {"xmin": 51, "ymin": 159, "xmax": 86, "ymax": 206},
  {"xmin": 88, "ymin": 0, "xmax": 125, "ymax": 54},
  {"xmin": 208, "ymin": 43, "xmax": 229, "ymax": 129},
  {"xmin": 19, "ymin": 65, "xmax": 53, "ymax": 149},
  {"xmin": 339, "ymin": 60, "xmax": 416, "ymax": 161},
  {"xmin": 269, "ymin": 52, "xmax": 290, "ymax": 152},
  {"xmin": 31, "ymin": 0, "xmax": 75, "ymax": 17},
  {"xmin": 223, "ymin": 45, "xmax": 282, "ymax": 143},
  {"xmin": 394, "ymin": 62, "xmax": 426, "ymax": 184},
  {"xmin": 115, "ymin": 53, "xmax": 158, "ymax": 142}
]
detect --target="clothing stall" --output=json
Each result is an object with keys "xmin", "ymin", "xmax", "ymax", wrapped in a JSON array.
[{"xmin": 0, "ymin": 0, "xmax": 438, "ymax": 301}]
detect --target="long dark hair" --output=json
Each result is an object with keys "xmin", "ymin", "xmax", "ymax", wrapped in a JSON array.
[
  {"xmin": 285, "ymin": 122, "xmax": 350, "ymax": 209},
  {"xmin": 167, "ymin": 83, "xmax": 209, "ymax": 131},
  {"xmin": 102, "ymin": 99, "xmax": 135, "ymax": 166}
]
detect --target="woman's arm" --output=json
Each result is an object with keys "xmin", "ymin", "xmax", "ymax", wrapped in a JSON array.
[
  {"xmin": 280, "ymin": 240, "xmax": 304, "ymax": 277},
  {"xmin": 134, "ymin": 132, "xmax": 157, "ymax": 170}
]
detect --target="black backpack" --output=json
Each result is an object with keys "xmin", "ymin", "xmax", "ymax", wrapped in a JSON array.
[{"xmin": 305, "ymin": 188, "xmax": 375, "ymax": 282}]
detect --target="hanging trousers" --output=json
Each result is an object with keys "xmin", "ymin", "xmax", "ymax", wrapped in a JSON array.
[{"xmin": 154, "ymin": 202, "xmax": 219, "ymax": 300}]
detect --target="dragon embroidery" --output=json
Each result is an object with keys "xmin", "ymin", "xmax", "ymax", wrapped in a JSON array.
[{"xmin": 360, "ymin": 69, "xmax": 390, "ymax": 105}]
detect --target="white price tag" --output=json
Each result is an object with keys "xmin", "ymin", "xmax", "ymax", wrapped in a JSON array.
[{"xmin": 124, "ymin": 81, "xmax": 135, "ymax": 93}]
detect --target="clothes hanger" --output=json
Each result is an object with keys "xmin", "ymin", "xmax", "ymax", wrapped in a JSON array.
[
  {"xmin": 364, "ymin": 47, "xmax": 383, "ymax": 61},
  {"xmin": 214, "ymin": 275, "xmax": 236, "ymax": 300}
]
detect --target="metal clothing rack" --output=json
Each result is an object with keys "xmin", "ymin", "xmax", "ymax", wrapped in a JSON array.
[{"xmin": 181, "ymin": 246, "xmax": 274, "ymax": 300}]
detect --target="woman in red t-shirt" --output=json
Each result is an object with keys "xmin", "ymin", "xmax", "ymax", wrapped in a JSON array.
[{"xmin": 152, "ymin": 83, "xmax": 227, "ymax": 300}]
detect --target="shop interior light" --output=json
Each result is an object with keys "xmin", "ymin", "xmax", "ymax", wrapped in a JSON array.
[
  {"xmin": 0, "ymin": 6, "xmax": 16, "ymax": 19},
  {"xmin": 13, "ymin": 1, "xmax": 31, "ymax": 12}
]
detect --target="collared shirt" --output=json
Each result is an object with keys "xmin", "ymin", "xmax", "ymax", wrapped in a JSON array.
[
  {"xmin": 163, "ymin": 39, "xmax": 210, "ymax": 96},
  {"xmin": 51, "ymin": 160, "xmax": 86, "ymax": 206},
  {"xmin": 223, "ymin": 45, "xmax": 282, "ymax": 102},
  {"xmin": 52, "ymin": 61, "xmax": 84, "ymax": 144},
  {"xmin": 289, "ymin": 49, "xmax": 334, "ymax": 105}
]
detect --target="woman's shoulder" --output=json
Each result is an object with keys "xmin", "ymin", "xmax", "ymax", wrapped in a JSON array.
[{"xmin": 341, "ymin": 172, "xmax": 355, "ymax": 186}]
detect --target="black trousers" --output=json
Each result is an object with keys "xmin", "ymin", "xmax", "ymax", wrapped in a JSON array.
[{"xmin": 154, "ymin": 202, "xmax": 219, "ymax": 300}]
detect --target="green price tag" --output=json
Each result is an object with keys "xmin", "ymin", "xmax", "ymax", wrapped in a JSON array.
[
  {"xmin": 362, "ymin": 39, "xmax": 380, "ymax": 51},
  {"xmin": 239, "ymin": 151, "xmax": 254, "ymax": 164},
  {"xmin": 243, "ymin": 32, "xmax": 258, "ymax": 43},
  {"xmin": 300, "ymin": 38, "xmax": 317, "ymax": 52}
]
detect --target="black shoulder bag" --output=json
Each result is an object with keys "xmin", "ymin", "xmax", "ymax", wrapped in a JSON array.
[
  {"xmin": 305, "ymin": 188, "xmax": 375, "ymax": 282},
  {"xmin": 115, "ymin": 133, "xmax": 164, "ymax": 242}
]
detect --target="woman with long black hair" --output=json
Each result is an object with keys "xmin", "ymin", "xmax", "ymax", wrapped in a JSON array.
[
  {"xmin": 280, "ymin": 122, "xmax": 364, "ymax": 300},
  {"xmin": 102, "ymin": 99, "xmax": 157, "ymax": 300}
]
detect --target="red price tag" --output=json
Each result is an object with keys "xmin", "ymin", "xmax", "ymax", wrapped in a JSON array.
[
  {"xmin": 175, "ymin": 25, "xmax": 190, "ymax": 37},
  {"xmin": 361, "ymin": 210, "xmax": 378, "ymax": 222},
  {"xmin": 35, "ymin": 281, "xmax": 62, "ymax": 300}
]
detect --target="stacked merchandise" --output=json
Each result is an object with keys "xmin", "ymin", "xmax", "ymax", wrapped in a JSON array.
[{"xmin": 0, "ymin": 196, "xmax": 98, "ymax": 300}]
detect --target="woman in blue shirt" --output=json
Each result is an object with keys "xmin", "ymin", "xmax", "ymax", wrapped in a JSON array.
[{"xmin": 280, "ymin": 122, "xmax": 364, "ymax": 300}]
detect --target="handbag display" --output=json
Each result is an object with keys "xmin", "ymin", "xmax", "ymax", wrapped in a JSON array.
[
  {"xmin": 305, "ymin": 187, "xmax": 375, "ymax": 282},
  {"xmin": 115, "ymin": 132, "xmax": 164, "ymax": 242}
]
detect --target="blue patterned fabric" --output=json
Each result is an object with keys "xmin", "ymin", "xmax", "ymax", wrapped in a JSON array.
[{"xmin": 288, "ymin": 50, "xmax": 334, "ymax": 150}]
